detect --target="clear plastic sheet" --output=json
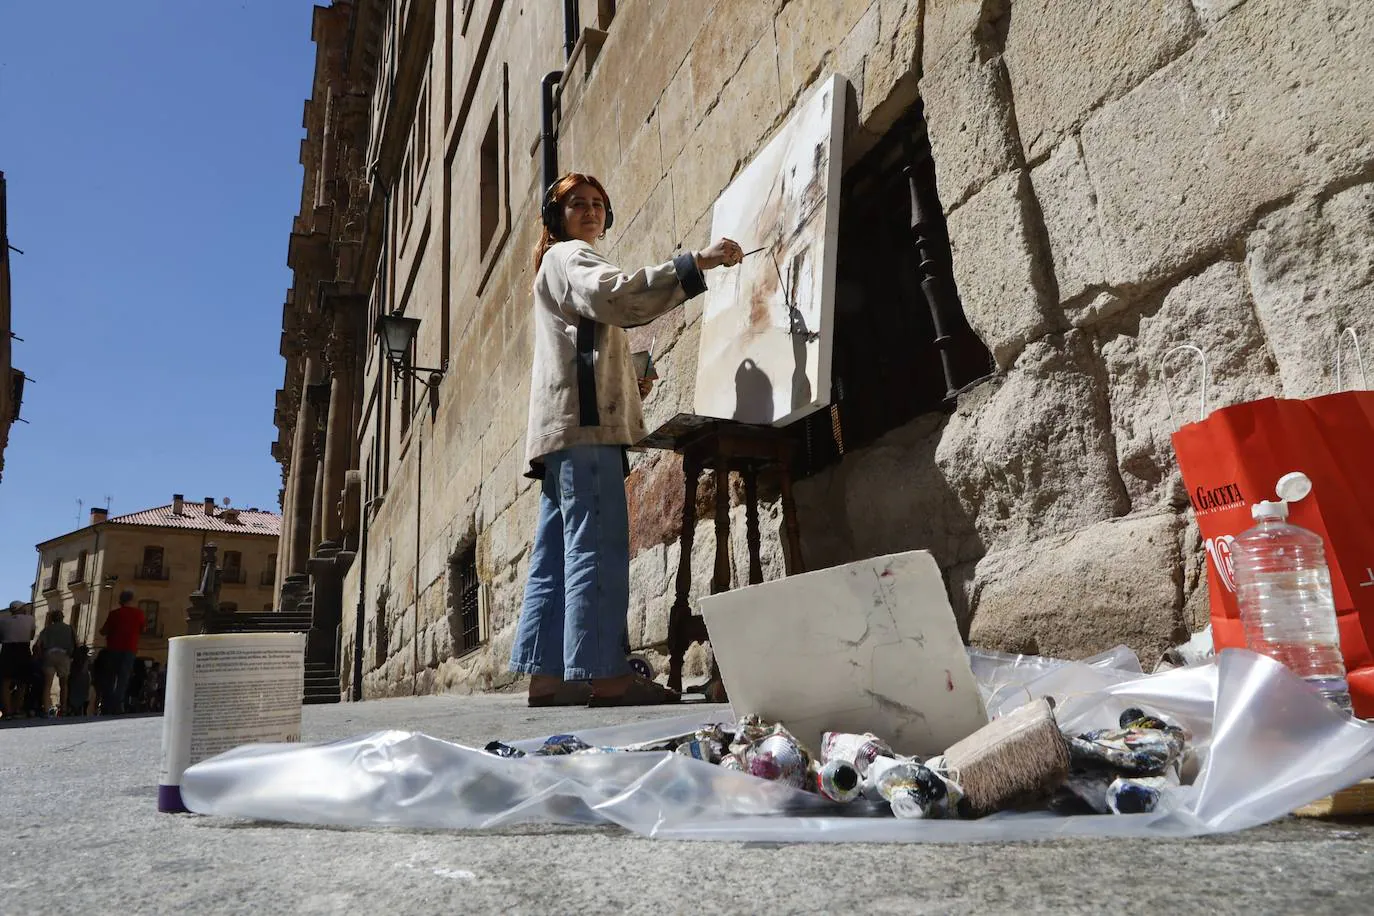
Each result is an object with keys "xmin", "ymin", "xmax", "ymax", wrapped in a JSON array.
[
  {"xmin": 967, "ymin": 644, "xmax": 1143, "ymax": 716},
  {"xmin": 179, "ymin": 650, "xmax": 1374, "ymax": 843}
]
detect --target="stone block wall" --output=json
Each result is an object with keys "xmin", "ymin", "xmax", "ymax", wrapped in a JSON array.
[
  {"xmin": 911, "ymin": 0, "xmax": 1374, "ymax": 664},
  {"xmin": 342, "ymin": 0, "xmax": 1374, "ymax": 698}
]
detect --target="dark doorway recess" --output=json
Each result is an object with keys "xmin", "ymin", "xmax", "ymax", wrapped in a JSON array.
[{"xmin": 791, "ymin": 99, "xmax": 994, "ymax": 478}]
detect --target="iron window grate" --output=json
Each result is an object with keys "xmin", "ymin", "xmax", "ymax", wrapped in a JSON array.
[{"xmin": 457, "ymin": 547, "xmax": 482, "ymax": 654}]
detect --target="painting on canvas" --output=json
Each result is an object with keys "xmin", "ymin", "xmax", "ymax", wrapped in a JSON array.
[
  {"xmin": 700, "ymin": 550, "xmax": 988, "ymax": 757},
  {"xmin": 692, "ymin": 74, "xmax": 846, "ymax": 427}
]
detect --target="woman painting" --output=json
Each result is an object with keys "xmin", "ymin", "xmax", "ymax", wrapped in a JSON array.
[{"xmin": 512, "ymin": 172, "xmax": 743, "ymax": 706}]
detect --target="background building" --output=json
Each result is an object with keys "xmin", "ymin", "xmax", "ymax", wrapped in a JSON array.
[
  {"xmin": 32, "ymin": 496, "xmax": 281, "ymax": 662},
  {"xmin": 274, "ymin": 0, "xmax": 1374, "ymax": 700},
  {"xmin": 1, "ymin": 171, "xmax": 24, "ymax": 484}
]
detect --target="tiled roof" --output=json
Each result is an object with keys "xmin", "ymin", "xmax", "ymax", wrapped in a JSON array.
[{"xmin": 107, "ymin": 503, "xmax": 281, "ymax": 536}]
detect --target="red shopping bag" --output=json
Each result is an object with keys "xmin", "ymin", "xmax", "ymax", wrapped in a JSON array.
[{"xmin": 1171, "ymin": 389, "xmax": 1374, "ymax": 716}]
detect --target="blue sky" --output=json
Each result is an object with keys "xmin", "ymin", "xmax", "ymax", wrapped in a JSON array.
[{"xmin": 0, "ymin": 2, "xmax": 316, "ymax": 599}]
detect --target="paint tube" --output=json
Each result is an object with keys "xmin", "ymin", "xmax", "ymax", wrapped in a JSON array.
[
  {"xmin": 865, "ymin": 755, "xmax": 950, "ymax": 819},
  {"xmin": 675, "ymin": 737, "xmax": 725, "ymax": 764},
  {"xmin": 921, "ymin": 754, "xmax": 965, "ymax": 810},
  {"xmin": 729, "ymin": 714, "xmax": 773, "ymax": 753},
  {"xmin": 1106, "ymin": 776, "xmax": 1167, "ymax": 814},
  {"xmin": 820, "ymin": 731, "xmax": 895, "ymax": 778},
  {"xmin": 1069, "ymin": 725, "xmax": 1185, "ymax": 776},
  {"xmin": 747, "ymin": 734, "xmax": 809, "ymax": 789},
  {"xmin": 814, "ymin": 758, "xmax": 862, "ymax": 803},
  {"xmin": 719, "ymin": 753, "xmax": 747, "ymax": 772},
  {"xmin": 534, "ymin": 734, "xmax": 592, "ymax": 756}
]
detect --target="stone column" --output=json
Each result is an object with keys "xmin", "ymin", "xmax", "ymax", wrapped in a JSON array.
[
  {"xmin": 309, "ymin": 435, "xmax": 328, "ymax": 557},
  {"xmin": 277, "ymin": 462, "xmax": 296, "ymax": 598},
  {"xmin": 320, "ymin": 321, "xmax": 356, "ymax": 546},
  {"xmin": 289, "ymin": 357, "xmax": 321, "ymax": 576}
]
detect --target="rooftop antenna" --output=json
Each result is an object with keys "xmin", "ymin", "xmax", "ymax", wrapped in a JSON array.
[
  {"xmin": 222, "ymin": 497, "xmax": 232, "ymax": 507},
  {"xmin": 76, "ymin": 498, "xmax": 83, "ymax": 527},
  {"xmin": 104, "ymin": 495, "xmax": 113, "ymax": 511}
]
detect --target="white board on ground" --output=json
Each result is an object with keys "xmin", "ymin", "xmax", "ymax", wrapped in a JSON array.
[
  {"xmin": 700, "ymin": 550, "xmax": 988, "ymax": 757},
  {"xmin": 693, "ymin": 74, "xmax": 845, "ymax": 426}
]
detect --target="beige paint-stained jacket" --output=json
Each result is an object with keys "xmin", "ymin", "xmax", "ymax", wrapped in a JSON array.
[{"xmin": 524, "ymin": 240, "xmax": 706, "ymax": 475}]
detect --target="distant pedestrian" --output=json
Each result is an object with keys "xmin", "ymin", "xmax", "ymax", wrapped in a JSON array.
[
  {"xmin": 67, "ymin": 646, "xmax": 93, "ymax": 717},
  {"xmin": 127, "ymin": 659, "xmax": 147, "ymax": 713},
  {"xmin": 23, "ymin": 649, "xmax": 44, "ymax": 718},
  {"xmin": 99, "ymin": 591, "xmax": 145, "ymax": 714},
  {"xmin": 143, "ymin": 661, "xmax": 165, "ymax": 713},
  {"xmin": 36, "ymin": 609, "xmax": 76, "ymax": 717},
  {"xmin": 90, "ymin": 648, "xmax": 115, "ymax": 715},
  {"xmin": 1, "ymin": 600, "xmax": 37, "ymax": 718}
]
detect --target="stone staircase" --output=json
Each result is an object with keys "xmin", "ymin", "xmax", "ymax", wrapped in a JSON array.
[
  {"xmin": 211, "ymin": 611, "xmax": 341, "ymax": 705},
  {"xmin": 303, "ymin": 661, "xmax": 343, "ymax": 705}
]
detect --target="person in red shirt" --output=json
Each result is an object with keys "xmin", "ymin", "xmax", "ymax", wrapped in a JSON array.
[{"xmin": 99, "ymin": 590, "xmax": 145, "ymax": 714}]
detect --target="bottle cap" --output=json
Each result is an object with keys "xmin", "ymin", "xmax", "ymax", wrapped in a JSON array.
[
  {"xmin": 1275, "ymin": 471, "xmax": 1312, "ymax": 503},
  {"xmin": 1252, "ymin": 499, "xmax": 1289, "ymax": 521}
]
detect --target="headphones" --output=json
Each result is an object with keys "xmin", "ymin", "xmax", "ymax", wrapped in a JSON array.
[{"xmin": 541, "ymin": 181, "xmax": 614, "ymax": 239}]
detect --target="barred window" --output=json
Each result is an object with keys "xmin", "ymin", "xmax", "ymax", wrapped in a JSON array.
[
  {"xmin": 451, "ymin": 545, "xmax": 483, "ymax": 656},
  {"xmin": 793, "ymin": 101, "xmax": 994, "ymax": 477}
]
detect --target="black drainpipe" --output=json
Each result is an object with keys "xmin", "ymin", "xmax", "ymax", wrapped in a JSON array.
[
  {"xmin": 563, "ymin": 0, "xmax": 580, "ymax": 60},
  {"xmin": 541, "ymin": 71, "xmax": 563, "ymax": 195},
  {"xmin": 545, "ymin": 0, "xmax": 577, "ymax": 186}
]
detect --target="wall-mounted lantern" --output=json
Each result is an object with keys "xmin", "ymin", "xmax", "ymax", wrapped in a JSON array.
[{"xmin": 374, "ymin": 311, "xmax": 445, "ymax": 394}]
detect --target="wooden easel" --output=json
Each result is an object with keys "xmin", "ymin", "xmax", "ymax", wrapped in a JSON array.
[{"xmin": 640, "ymin": 415, "xmax": 807, "ymax": 695}]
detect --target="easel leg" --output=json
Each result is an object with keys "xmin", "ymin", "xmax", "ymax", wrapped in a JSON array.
[
  {"xmin": 712, "ymin": 462, "xmax": 731, "ymax": 595},
  {"xmin": 778, "ymin": 460, "xmax": 806, "ymax": 574},
  {"xmin": 667, "ymin": 455, "xmax": 699, "ymax": 695},
  {"xmin": 743, "ymin": 464, "xmax": 763, "ymax": 586}
]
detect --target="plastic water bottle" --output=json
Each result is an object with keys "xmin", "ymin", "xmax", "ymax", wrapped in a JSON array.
[{"xmin": 1232, "ymin": 472, "xmax": 1352, "ymax": 714}]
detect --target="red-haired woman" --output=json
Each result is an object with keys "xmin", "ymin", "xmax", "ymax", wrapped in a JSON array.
[{"xmin": 512, "ymin": 172, "xmax": 742, "ymax": 706}]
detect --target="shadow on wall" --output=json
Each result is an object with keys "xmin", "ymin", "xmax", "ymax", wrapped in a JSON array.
[
  {"xmin": 733, "ymin": 359, "xmax": 773, "ymax": 422},
  {"xmin": 791, "ymin": 411, "xmax": 986, "ymax": 636}
]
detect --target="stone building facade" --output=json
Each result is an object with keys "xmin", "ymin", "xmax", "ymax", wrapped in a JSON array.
[
  {"xmin": 31, "ymin": 498, "xmax": 282, "ymax": 662},
  {"xmin": 273, "ymin": 0, "xmax": 1374, "ymax": 699},
  {"xmin": 0, "ymin": 171, "xmax": 24, "ymax": 484}
]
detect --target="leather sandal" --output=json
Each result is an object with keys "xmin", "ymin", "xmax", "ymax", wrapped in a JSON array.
[
  {"xmin": 527, "ymin": 681, "xmax": 592, "ymax": 707},
  {"xmin": 588, "ymin": 675, "xmax": 681, "ymax": 707}
]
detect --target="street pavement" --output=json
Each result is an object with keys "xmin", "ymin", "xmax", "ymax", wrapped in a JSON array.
[{"xmin": 2, "ymin": 694, "xmax": 1372, "ymax": 915}]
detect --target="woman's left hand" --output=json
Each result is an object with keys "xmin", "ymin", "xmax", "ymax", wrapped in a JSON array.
[{"xmin": 638, "ymin": 378, "xmax": 654, "ymax": 399}]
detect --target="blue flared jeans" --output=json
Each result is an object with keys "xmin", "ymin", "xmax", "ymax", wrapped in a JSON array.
[{"xmin": 509, "ymin": 445, "xmax": 631, "ymax": 681}]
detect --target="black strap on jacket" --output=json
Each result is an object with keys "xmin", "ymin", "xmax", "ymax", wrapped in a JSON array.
[{"xmin": 576, "ymin": 317, "xmax": 599, "ymax": 426}]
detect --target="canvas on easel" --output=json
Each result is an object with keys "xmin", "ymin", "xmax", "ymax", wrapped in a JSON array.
[{"xmin": 693, "ymin": 74, "xmax": 845, "ymax": 427}]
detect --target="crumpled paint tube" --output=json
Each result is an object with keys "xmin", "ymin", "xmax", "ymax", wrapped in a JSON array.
[
  {"xmin": 865, "ymin": 756, "xmax": 950, "ymax": 819},
  {"xmin": 747, "ymin": 733, "xmax": 810, "ymax": 789},
  {"xmin": 483, "ymin": 741, "xmax": 526, "ymax": 759},
  {"xmin": 820, "ymin": 732, "xmax": 895, "ymax": 778},
  {"xmin": 675, "ymin": 737, "xmax": 724, "ymax": 764},
  {"xmin": 534, "ymin": 734, "xmax": 592, "ymax": 756},
  {"xmin": 919, "ymin": 755, "xmax": 965, "ymax": 811},
  {"xmin": 1107, "ymin": 776, "xmax": 1169, "ymax": 814},
  {"xmin": 814, "ymin": 758, "xmax": 862, "ymax": 803},
  {"xmin": 1068, "ymin": 725, "xmax": 1184, "ymax": 775},
  {"xmin": 719, "ymin": 753, "xmax": 747, "ymax": 772},
  {"xmin": 730, "ymin": 714, "xmax": 772, "ymax": 752}
]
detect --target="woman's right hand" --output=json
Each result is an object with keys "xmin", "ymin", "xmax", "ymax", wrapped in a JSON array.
[{"xmin": 695, "ymin": 238, "xmax": 743, "ymax": 270}]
